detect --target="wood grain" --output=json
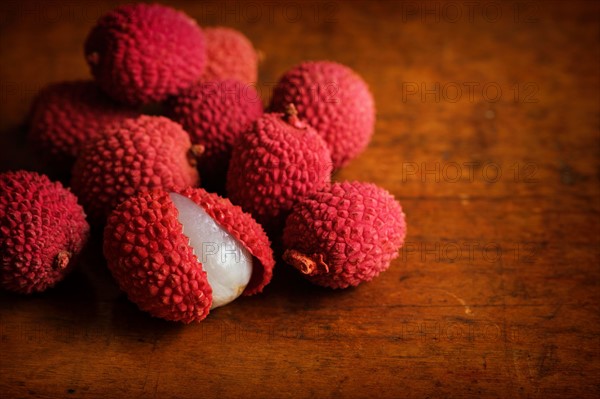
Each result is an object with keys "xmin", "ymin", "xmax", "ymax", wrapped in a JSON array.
[{"xmin": 1, "ymin": 1, "xmax": 599, "ymax": 398}]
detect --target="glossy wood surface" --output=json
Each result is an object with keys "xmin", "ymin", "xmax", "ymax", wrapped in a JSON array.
[{"xmin": 1, "ymin": 1, "xmax": 599, "ymax": 398}]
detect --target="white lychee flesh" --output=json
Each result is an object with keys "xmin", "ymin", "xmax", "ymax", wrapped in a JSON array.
[{"xmin": 169, "ymin": 192, "xmax": 253, "ymax": 309}]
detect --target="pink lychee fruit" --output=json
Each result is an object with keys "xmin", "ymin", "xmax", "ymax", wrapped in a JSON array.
[
  {"xmin": 103, "ymin": 187, "xmax": 275, "ymax": 323},
  {"xmin": 0, "ymin": 170, "xmax": 89, "ymax": 293},
  {"xmin": 85, "ymin": 3, "xmax": 207, "ymax": 105},
  {"xmin": 270, "ymin": 61, "xmax": 375, "ymax": 169},
  {"xmin": 71, "ymin": 115, "xmax": 201, "ymax": 223},
  {"xmin": 201, "ymin": 27, "xmax": 259, "ymax": 84},
  {"xmin": 27, "ymin": 80, "xmax": 138, "ymax": 176},
  {"xmin": 282, "ymin": 181, "xmax": 406, "ymax": 288},
  {"xmin": 227, "ymin": 105, "xmax": 332, "ymax": 234}
]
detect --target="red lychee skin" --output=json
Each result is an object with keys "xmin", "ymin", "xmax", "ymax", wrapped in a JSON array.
[
  {"xmin": 84, "ymin": 4, "xmax": 207, "ymax": 106},
  {"xmin": 180, "ymin": 187, "xmax": 274, "ymax": 296},
  {"xmin": 27, "ymin": 80, "xmax": 139, "ymax": 176},
  {"xmin": 0, "ymin": 171, "xmax": 89, "ymax": 293},
  {"xmin": 71, "ymin": 116, "xmax": 201, "ymax": 223},
  {"xmin": 201, "ymin": 27, "xmax": 258, "ymax": 84},
  {"xmin": 103, "ymin": 188, "xmax": 275, "ymax": 323},
  {"xmin": 226, "ymin": 110, "xmax": 333, "ymax": 235},
  {"xmin": 166, "ymin": 79, "xmax": 263, "ymax": 192},
  {"xmin": 270, "ymin": 61, "xmax": 375, "ymax": 169},
  {"xmin": 282, "ymin": 181, "xmax": 406, "ymax": 289}
]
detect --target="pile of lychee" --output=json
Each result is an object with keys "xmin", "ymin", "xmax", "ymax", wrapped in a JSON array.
[{"xmin": 0, "ymin": 3, "xmax": 407, "ymax": 323}]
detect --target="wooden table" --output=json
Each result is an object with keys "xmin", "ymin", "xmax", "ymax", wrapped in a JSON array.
[{"xmin": 1, "ymin": 1, "xmax": 599, "ymax": 397}]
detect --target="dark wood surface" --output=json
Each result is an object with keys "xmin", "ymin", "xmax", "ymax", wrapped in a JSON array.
[{"xmin": 1, "ymin": 1, "xmax": 599, "ymax": 398}]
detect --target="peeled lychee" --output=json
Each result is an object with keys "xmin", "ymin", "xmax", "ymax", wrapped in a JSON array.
[
  {"xmin": 85, "ymin": 3, "xmax": 207, "ymax": 105},
  {"xmin": 103, "ymin": 187, "xmax": 275, "ymax": 323},
  {"xmin": 282, "ymin": 181, "xmax": 406, "ymax": 288},
  {"xmin": 71, "ymin": 115, "xmax": 201, "ymax": 223},
  {"xmin": 166, "ymin": 79, "xmax": 263, "ymax": 192},
  {"xmin": 27, "ymin": 80, "xmax": 138, "ymax": 176},
  {"xmin": 270, "ymin": 61, "xmax": 375, "ymax": 169},
  {"xmin": 227, "ymin": 105, "xmax": 332, "ymax": 234},
  {"xmin": 201, "ymin": 27, "xmax": 259, "ymax": 84},
  {"xmin": 0, "ymin": 171, "xmax": 89, "ymax": 293}
]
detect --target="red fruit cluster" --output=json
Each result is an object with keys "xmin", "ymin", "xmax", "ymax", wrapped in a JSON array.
[
  {"xmin": 3, "ymin": 3, "xmax": 408, "ymax": 322},
  {"xmin": 167, "ymin": 79, "xmax": 263, "ymax": 191}
]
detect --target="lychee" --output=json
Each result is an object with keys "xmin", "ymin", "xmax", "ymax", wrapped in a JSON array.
[
  {"xmin": 0, "ymin": 171, "xmax": 89, "ymax": 293},
  {"xmin": 71, "ymin": 115, "xmax": 201, "ymax": 223},
  {"xmin": 166, "ymin": 79, "xmax": 263, "ymax": 192},
  {"xmin": 27, "ymin": 80, "xmax": 139, "ymax": 176},
  {"xmin": 201, "ymin": 27, "xmax": 259, "ymax": 84},
  {"xmin": 282, "ymin": 181, "xmax": 406, "ymax": 289},
  {"xmin": 103, "ymin": 187, "xmax": 274, "ymax": 323},
  {"xmin": 84, "ymin": 3, "xmax": 206, "ymax": 105},
  {"xmin": 226, "ymin": 105, "xmax": 332, "ymax": 234},
  {"xmin": 270, "ymin": 61, "xmax": 375, "ymax": 169}
]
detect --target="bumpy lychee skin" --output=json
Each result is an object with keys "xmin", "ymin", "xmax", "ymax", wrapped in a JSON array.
[
  {"xmin": 103, "ymin": 187, "xmax": 275, "ymax": 323},
  {"xmin": 27, "ymin": 80, "xmax": 139, "ymax": 176},
  {"xmin": 201, "ymin": 27, "xmax": 258, "ymax": 84},
  {"xmin": 166, "ymin": 79, "xmax": 263, "ymax": 192},
  {"xmin": 84, "ymin": 4, "xmax": 207, "ymax": 105},
  {"xmin": 282, "ymin": 181, "xmax": 406, "ymax": 289},
  {"xmin": 226, "ymin": 106, "xmax": 333, "ymax": 234},
  {"xmin": 270, "ymin": 61, "xmax": 375, "ymax": 169},
  {"xmin": 0, "ymin": 171, "xmax": 89, "ymax": 293},
  {"xmin": 71, "ymin": 116, "xmax": 201, "ymax": 223}
]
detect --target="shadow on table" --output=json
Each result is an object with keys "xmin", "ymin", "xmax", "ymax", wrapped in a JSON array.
[
  {"xmin": 245, "ymin": 259, "xmax": 358, "ymax": 313},
  {"xmin": 0, "ymin": 260, "xmax": 99, "ymax": 328}
]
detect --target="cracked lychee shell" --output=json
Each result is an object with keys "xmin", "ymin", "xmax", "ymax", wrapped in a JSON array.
[
  {"xmin": 103, "ymin": 187, "xmax": 274, "ymax": 323},
  {"xmin": 282, "ymin": 181, "xmax": 406, "ymax": 288},
  {"xmin": 0, "ymin": 170, "xmax": 89, "ymax": 293}
]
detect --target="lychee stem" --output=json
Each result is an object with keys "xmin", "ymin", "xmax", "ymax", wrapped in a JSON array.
[
  {"xmin": 282, "ymin": 249, "xmax": 329, "ymax": 276},
  {"xmin": 54, "ymin": 250, "xmax": 71, "ymax": 270},
  {"xmin": 187, "ymin": 144, "xmax": 205, "ymax": 167},
  {"xmin": 284, "ymin": 104, "xmax": 305, "ymax": 129}
]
